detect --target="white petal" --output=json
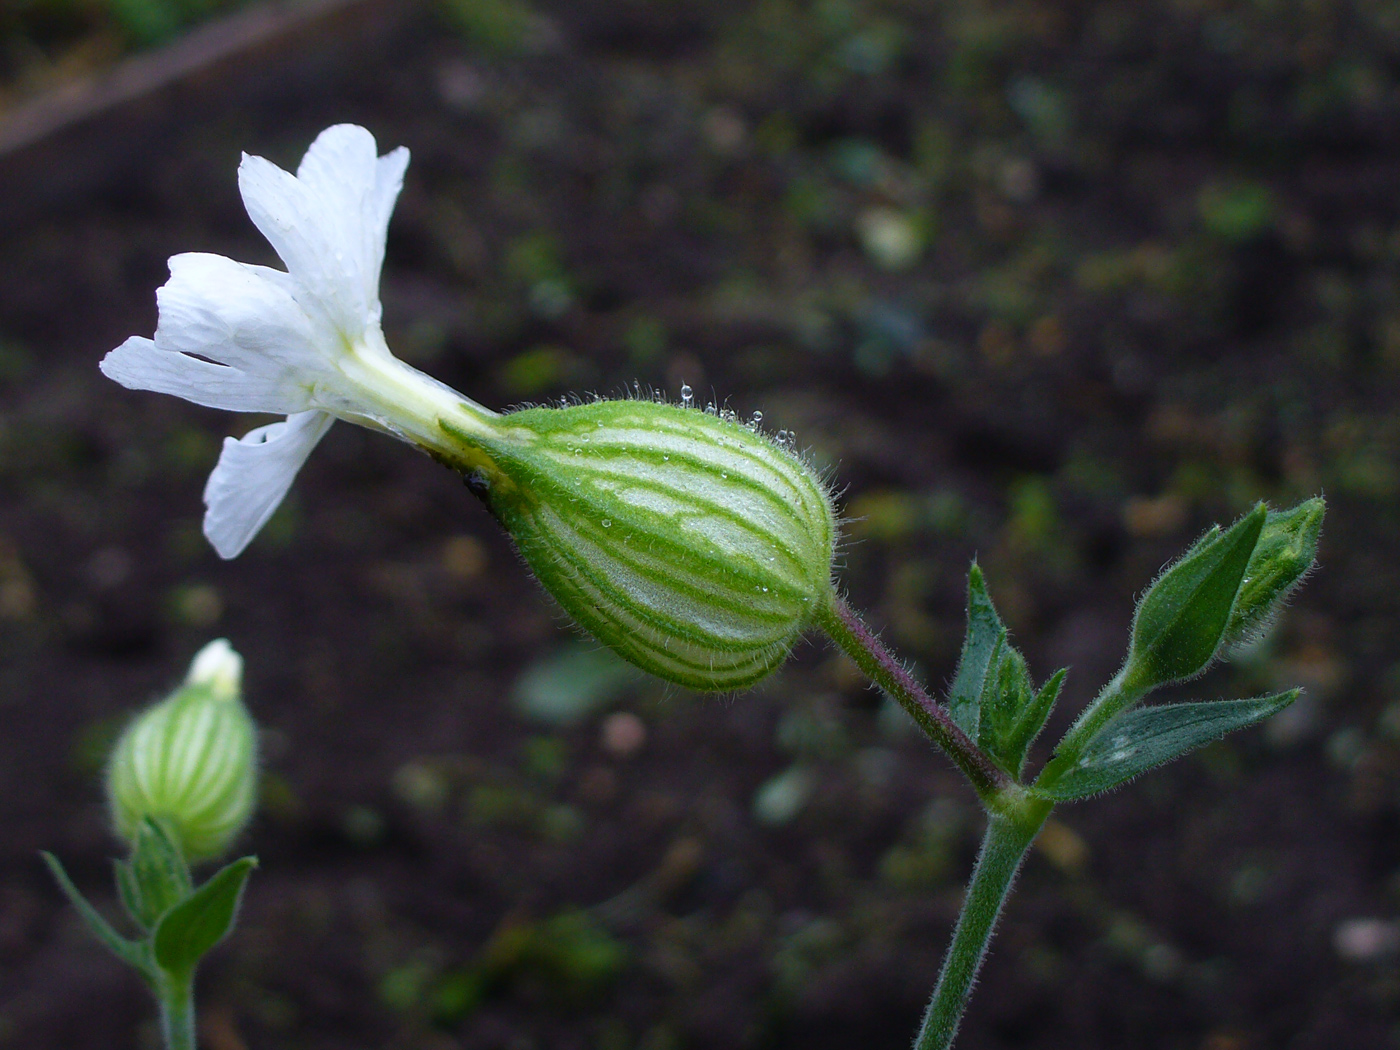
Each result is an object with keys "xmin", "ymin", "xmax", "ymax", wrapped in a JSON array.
[
  {"xmin": 238, "ymin": 153, "xmax": 368, "ymax": 338},
  {"xmin": 154, "ymin": 252, "xmax": 330, "ymax": 389},
  {"xmin": 101, "ymin": 335, "xmax": 305, "ymax": 414},
  {"xmin": 237, "ymin": 125, "xmax": 403, "ymax": 340},
  {"xmin": 371, "ymin": 147, "xmax": 411, "ymax": 269},
  {"xmin": 202, "ymin": 411, "xmax": 334, "ymax": 559},
  {"xmin": 297, "ymin": 126, "xmax": 405, "ymax": 293}
]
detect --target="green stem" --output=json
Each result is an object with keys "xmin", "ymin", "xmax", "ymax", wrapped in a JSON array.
[
  {"xmin": 157, "ymin": 971, "xmax": 196, "ymax": 1050},
  {"xmin": 817, "ymin": 592, "xmax": 1012, "ymax": 803},
  {"xmin": 1035, "ymin": 663, "xmax": 1148, "ymax": 788},
  {"xmin": 914, "ymin": 797, "xmax": 1052, "ymax": 1050}
]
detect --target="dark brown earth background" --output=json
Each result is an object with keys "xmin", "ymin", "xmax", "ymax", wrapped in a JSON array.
[{"xmin": 3, "ymin": 1, "xmax": 1400, "ymax": 1047}]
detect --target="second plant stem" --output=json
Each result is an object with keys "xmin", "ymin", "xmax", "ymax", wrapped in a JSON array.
[{"xmin": 157, "ymin": 971, "xmax": 196, "ymax": 1050}]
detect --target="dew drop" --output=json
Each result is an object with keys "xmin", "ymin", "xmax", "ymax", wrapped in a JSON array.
[
  {"xmin": 680, "ymin": 384, "xmax": 693, "ymax": 407},
  {"xmin": 750, "ymin": 410, "xmax": 763, "ymax": 427},
  {"xmin": 602, "ymin": 519, "xmax": 612, "ymax": 528}
]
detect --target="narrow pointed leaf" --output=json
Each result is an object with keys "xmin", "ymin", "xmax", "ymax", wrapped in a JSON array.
[
  {"xmin": 1127, "ymin": 505, "xmax": 1266, "ymax": 687},
  {"xmin": 970, "ymin": 635, "xmax": 1005, "ymax": 749},
  {"xmin": 113, "ymin": 859, "xmax": 149, "ymax": 932},
  {"xmin": 1033, "ymin": 690, "xmax": 1298, "ymax": 801},
  {"xmin": 947, "ymin": 564, "xmax": 1006, "ymax": 738},
  {"xmin": 977, "ymin": 644, "xmax": 1033, "ymax": 769},
  {"xmin": 153, "ymin": 856, "xmax": 257, "ymax": 980},
  {"xmin": 42, "ymin": 852, "xmax": 153, "ymax": 976},
  {"xmin": 129, "ymin": 818, "xmax": 193, "ymax": 928},
  {"xmin": 1222, "ymin": 498, "xmax": 1324, "ymax": 654},
  {"xmin": 1003, "ymin": 667, "xmax": 1066, "ymax": 776}
]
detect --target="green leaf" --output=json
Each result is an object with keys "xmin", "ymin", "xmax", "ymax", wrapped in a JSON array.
[
  {"xmin": 153, "ymin": 856, "xmax": 257, "ymax": 980},
  {"xmin": 951, "ymin": 565, "xmax": 1065, "ymax": 776},
  {"xmin": 123, "ymin": 818, "xmax": 193, "ymax": 930},
  {"xmin": 1032, "ymin": 690, "xmax": 1297, "ymax": 801},
  {"xmin": 113, "ymin": 860, "xmax": 146, "ymax": 931},
  {"xmin": 976, "ymin": 644, "xmax": 1028, "ymax": 761},
  {"xmin": 42, "ymin": 853, "xmax": 153, "ymax": 977},
  {"xmin": 1127, "ymin": 504, "xmax": 1266, "ymax": 688},
  {"xmin": 947, "ymin": 564, "xmax": 1006, "ymax": 738},
  {"xmin": 1001, "ymin": 667, "xmax": 1066, "ymax": 776},
  {"xmin": 1222, "ymin": 498, "xmax": 1324, "ymax": 654}
]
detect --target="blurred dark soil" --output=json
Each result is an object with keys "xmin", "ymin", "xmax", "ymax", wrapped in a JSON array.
[{"xmin": 3, "ymin": 1, "xmax": 1400, "ymax": 1048}]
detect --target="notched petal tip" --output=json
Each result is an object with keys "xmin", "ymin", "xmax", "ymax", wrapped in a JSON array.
[{"xmin": 99, "ymin": 336, "xmax": 159, "ymax": 389}]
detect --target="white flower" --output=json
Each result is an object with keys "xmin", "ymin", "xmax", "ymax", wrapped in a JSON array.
[{"xmin": 101, "ymin": 124, "xmax": 498, "ymax": 558}]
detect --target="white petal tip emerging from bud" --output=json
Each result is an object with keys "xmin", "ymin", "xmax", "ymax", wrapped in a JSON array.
[{"xmin": 185, "ymin": 638, "xmax": 244, "ymax": 702}]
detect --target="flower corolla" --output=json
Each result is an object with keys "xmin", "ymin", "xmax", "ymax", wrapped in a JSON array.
[{"xmin": 101, "ymin": 124, "xmax": 496, "ymax": 558}]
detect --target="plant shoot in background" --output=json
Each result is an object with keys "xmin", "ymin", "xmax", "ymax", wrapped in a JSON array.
[
  {"xmin": 99, "ymin": 125, "xmax": 1325, "ymax": 1047},
  {"xmin": 45, "ymin": 640, "xmax": 259, "ymax": 1050}
]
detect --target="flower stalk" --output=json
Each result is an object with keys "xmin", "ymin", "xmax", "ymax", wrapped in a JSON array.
[{"xmin": 816, "ymin": 591, "xmax": 1011, "ymax": 803}]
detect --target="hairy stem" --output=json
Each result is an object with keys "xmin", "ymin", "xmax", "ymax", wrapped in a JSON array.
[
  {"xmin": 817, "ymin": 592, "xmax": 1012, "ymax": 802},
  {"xmin": 914, "ymin": 798, "xmax": 1051, "ymax": 1050},
  {"xmin": 1035, "ymin": 663, "xmax": 1149, "ymax": 789}
]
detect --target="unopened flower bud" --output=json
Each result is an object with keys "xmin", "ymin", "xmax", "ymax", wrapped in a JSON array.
[
  {"xmin": 107, "ymin": 640, "xmax": 258, "ymax": 860},
  {"xmin": 1125, "ymin": 504, "xmax": 1265, "ymax": 688},
  {"xmin": 456, "ymin": 400, "xmax": 838, "ymax": 690},
  {"xmin": 1221, "ymin": 497, "xmax": 1324, "ymax": 655}
]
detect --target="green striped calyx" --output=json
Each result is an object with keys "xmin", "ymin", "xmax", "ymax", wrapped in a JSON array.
[
  {"xmin": 453, "ymin": 400, "xmax": 838, "ymax": 690},
  {"xmin": 106, "ymin": 640, "xmax": 258, "ymax": 861}
]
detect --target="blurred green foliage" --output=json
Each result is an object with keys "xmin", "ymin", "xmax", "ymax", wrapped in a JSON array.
[
  {"xmin": 439, "ymin": 0, "xmax": 537, "ymax": 54},
  {"xmin": 380, "ymin": 909, "xmax": 628, "ymax": 1024},
  {"xmin": 2, "ymin": 0, "xmax": 249, "ymax": 58}
]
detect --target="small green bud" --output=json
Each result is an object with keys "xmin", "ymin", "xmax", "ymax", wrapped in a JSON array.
[
  {"xmin": 107, "ymin": 640, "xmax": 258, "ymax": 861},
  {"xmin": 1221, "ymin": 497, "xmax": 1324, "ymax": 654},
  {"xmin": 1125, "ymin": 504, "xmax": 1265, "ymax": 689},
  {"xmin": 453, "ymin": 400, "xmax": 837, "ymax": 691}
]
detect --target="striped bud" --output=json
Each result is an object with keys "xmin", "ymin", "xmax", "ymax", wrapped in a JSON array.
[
  {"xmin": 107, "ymin": 640, "xmax": 258, "ymax": 860},
  {"xmin": 457, "ymin": 400, "xmax": 837, "ymax": 690}
]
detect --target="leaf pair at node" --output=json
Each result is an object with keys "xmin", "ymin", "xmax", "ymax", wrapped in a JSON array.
[
  {"xmin": 947, "ymin": 564, "xmax": 1065, "ymax": 779},
  {"xmin": 42, "ymin": 817, "xmax": 256, "ymax": 987}
]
